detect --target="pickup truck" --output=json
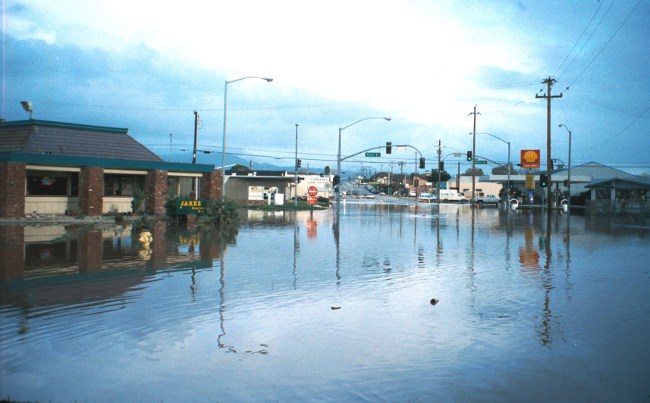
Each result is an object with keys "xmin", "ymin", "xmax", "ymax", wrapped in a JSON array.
[{"xmin": 474, "ymin": 195, "xmax": 500, "ymax": 206}]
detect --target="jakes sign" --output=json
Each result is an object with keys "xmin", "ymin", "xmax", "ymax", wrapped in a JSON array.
[
  {"xmin": 520, "ymin": 149, "xmax": 541, "ymax": 169},
  {"xmin": 177, "ymin": 199, "xmax": 205, "ymax": 214}
]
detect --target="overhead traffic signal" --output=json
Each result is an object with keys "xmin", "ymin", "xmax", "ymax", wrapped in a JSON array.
[
  {"xmin": 419, "ymin": 157, "xmax": 425, "ymax": 169},
  {"xmin": 540, "ymin": 174, "xmax": 548, "ymax": 187},
  {"xmin": 467, "ymin": 151, "xmax": 473, "ymax": 161},
  {"xmin": 386, "ymin": 141, "xmax": 392, "ymax": 154}
]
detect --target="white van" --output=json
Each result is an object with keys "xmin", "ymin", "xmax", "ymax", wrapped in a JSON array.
[{"xmin": 438, "ymin": 189, "xmax": 464, "ymax": 202}]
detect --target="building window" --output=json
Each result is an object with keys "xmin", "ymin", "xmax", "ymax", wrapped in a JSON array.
[
  {"xmin": 27, "ymin": 171, "xmax": 78, "ymax": 196},
  {"xmin": 104, "ymin": 174, "xmax": 144, "ymax": 196},
  {"xmin": 168, "ymin": 177, "xmax": 198, "ymax": 198}
]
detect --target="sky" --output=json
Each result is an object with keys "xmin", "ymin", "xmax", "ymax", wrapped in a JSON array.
[{"xmin": 2, "ymin": 0, "xmax": 649, "ymax": 175}]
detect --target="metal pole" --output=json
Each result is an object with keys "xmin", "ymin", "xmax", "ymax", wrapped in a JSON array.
[
  {"xmin": 559, "ymin": 124, "xmax": 572, "ymax": 213},
  {"xmin": 507, "ymin": 141, "xmax": 511, "ymax": 207},
  {"xmin": 437, "ymin": 139, "xmax": 441, "ymax": 208},
  {"xmin": 471, "ymin": 105, "xmax": 478, "ymax": 203},
  {"xmin": 295, "ymin": 123, "xmax": 299, "ymax": 208},
  {"xmin": 568, "ymin": 130, "xmax": 571, "ymax": 212},
  {"xmin": 220, "ymin": 76, "xmax": 273, "ymax": 202},
  {"xmin": 221, "ymin": 80, "xmax": 228, "ymax": 201},
  {"xmin": 193, "ymin": 111, "xmax": 199, "ymax": 195},
  {"xmin": 336, "ymin": 127, "xmax": 342, "ymax": 215}
]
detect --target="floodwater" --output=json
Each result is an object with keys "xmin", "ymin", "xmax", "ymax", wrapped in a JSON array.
[{"xmin": 1, "ymin": 200, "xmax": 649, "ymax": 402}]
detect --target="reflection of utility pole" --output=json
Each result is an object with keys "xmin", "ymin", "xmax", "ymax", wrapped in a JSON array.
[{"xmin": 536, "ymin": 77, "xmax": 562, "ymax": 216}]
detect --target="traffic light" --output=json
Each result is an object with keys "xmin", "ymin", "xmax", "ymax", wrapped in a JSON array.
[
  {"xmin": 386, "ymin": 141, "xmax": 392, "ymax": 154},
  {"xmin": 333, "ymin": 175, "xmax": 340, "ymax": 187},
  {"xmin": 540, "ymin": 174, "xmax": 548, "ymax": 187},
  {"xmin": 467, "ymin": 151, "xmax": 473, "ymax": 161},
  {"xmin": 296, "ymin": 159, "xmax": 301, "ymax": 168},
  {"xmin": 419, "ymin": 157, "xmax": 425, "ymax": 169},
  {"xmin": 438, "ymin": 161, "xmax": 444, "ymax": 171}
]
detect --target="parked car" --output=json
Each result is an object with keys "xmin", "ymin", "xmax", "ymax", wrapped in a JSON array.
[{"xmin": 474, "ymin": 194, "xmax": 500, "ymax": 206}]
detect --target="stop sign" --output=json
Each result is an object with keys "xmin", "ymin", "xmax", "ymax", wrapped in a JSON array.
[{"xmin": 307, "ymin": 186, "xmax": 318, "ymax": 197}]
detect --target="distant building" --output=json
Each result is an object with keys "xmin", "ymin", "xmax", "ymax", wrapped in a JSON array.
[{"xmin": 0, "ymin": 120, "xmax": 221, "ymax": 218}]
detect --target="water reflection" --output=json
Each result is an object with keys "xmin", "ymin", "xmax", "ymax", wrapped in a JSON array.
[{"xmin": 2, "ymin": 203, "xmax": 649, "ymax": 402}]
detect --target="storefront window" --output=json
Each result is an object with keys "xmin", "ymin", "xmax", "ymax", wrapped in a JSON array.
[
  {"xmin": 27, "ymin": 171, "xmax": 77, "ymax": 196},
  {"xmin": 167, "ymin": 177, "xmax": 198, "ymax": 197},
  {"xmin": 104, "ymin": 175, "xmax": 144, "ymax": 196}
]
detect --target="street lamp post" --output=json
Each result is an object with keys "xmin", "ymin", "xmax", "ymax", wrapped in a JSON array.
[
  {"xmin": 221, "ymin": 76, "xmax": 273, "ymax": 201},
  {"xmin": 558, "ymin": 124, "xmax": 572, "ymax": 212},
  {"xmin": 476, "ymin": 132, "xmax": 511, "ymax": 205},
  {"xmin": 336, "ymin": 117, "xmax": 391, "ymax": 212},
  {"xmin": 294, "ymin": 123, "xmax": 299, "ymax": 208}
]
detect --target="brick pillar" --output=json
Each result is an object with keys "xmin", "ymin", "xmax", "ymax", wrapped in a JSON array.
[
  {"xmin": 79, "ymin": 167, "xmax": 104, "ymax": 216},
  {"xmin": 201, "ymin": 170, "xmax": 223, "ymax": 201},
  {"xmin": 0, "ymin": 162, "xmax": 26, "ymax": 218},
  {"xmin": 145, "ymin": 170, "xmax": 168, "ymax": 215}
]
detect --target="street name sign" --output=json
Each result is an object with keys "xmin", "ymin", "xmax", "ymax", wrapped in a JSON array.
[{"xmin": 365, "ymin": 152, "xmax": 381, "ymax": 157}]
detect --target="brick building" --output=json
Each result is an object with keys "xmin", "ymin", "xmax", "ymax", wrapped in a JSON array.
[{"xmin": 0, "ymin": 120, "xmax": 221, "ymax": 218}]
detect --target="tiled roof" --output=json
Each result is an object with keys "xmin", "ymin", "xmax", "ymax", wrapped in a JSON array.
[{"xmin": 0, "ymin": 120, "xmax": 161, "ymax": 162}]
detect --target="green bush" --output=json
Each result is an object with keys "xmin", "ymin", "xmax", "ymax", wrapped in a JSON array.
[
  {"xmin": 131, "ymin": 189, "xmax": 145, "ymax": 213},
  {"xmin": 198, "ymin": 200, "xmax": 240, "ymax": 227},
  {"xmin": 164, "ymin": 196, "xmax": 180, "ymax": 220}
]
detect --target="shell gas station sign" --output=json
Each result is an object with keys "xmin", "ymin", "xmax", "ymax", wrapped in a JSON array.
[{"xmin": 520, "ymin": 149, "xmax": 541, "ymax": 169}]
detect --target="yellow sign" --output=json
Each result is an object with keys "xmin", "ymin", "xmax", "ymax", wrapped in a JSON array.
[
  {"xmin": 177, "ymin": 199, "xmax": 205, "ymax": 214},
  {"xmin": 525, "ymin": 175, "xmax": 535, "ymax": 190}
]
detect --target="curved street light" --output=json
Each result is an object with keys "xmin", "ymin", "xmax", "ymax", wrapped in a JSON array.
[
  {"xmin": 475, "ymin": 132, "xmax": 511, "ymax": 204},
  {"xmin": 558, "ymin": 124, "xmax": 572, "ymax": 212},
  {"xmin": 222, "ymin": 76, "xmax": 273, "ymax": 200},
  {"xmin": 336, "ymin": 117, "xmax": 391, "ymax": 212}
]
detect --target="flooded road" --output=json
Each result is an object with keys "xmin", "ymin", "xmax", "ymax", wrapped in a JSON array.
[{"xmin": 2, "ymin": 200, "xmax": 649, "ymax": 402}]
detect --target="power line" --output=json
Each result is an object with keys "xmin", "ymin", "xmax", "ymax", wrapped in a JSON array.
[
  {"xmin": 568, "ymin": 0, "xmax": 643, "ymax": 87},
  {"xmin": 555, "ymin": 0, "xmax": 608, "ymax": 79}
]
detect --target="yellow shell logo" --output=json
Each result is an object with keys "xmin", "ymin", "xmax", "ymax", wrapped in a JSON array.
[{"xmin": 523, "ymin": 150, "xmax": 538, "ymax": 163}]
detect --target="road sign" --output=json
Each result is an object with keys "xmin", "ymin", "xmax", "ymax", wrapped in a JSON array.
[
  {"xmin": 307, "ymin": 186, "xmax": 318, "ymax": 197},
  {"xmin": 475, "ymin": 160, "xmax": 487, "ymax": 164},
  {"xmin": 365, "ymin": 152, "xmax": 381, "ymax": 157},
  {"xmin": 307, "ymin": 196, "xmax": 318, "ymax": 205}
]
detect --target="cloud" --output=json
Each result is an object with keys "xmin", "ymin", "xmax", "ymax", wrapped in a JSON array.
[{"xmin": 3, "ymin": 0, "xmax": 650, "ymax": 173}]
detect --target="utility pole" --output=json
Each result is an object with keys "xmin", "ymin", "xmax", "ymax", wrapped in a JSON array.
[
  {"xmin": 169, "ymin": 133, "xmax": 173, "ymax": 162},
  {"xmin": 536, "ymin": 77, "xmax": 563, "ymax": 215},
  {"xmin": 294, "ymin": 123, "xmax": 299, "ymax": 208},
  {"xmin": 192, "ymin": 111, "xmax": 199, "ymax": 164},
  {"xmin": 469, "ymin": 105, "xmax": 481, "ymax": 203},
  {"xmin": 192, "ymin": 111, "xmax": 199, "ymax": 194}
]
